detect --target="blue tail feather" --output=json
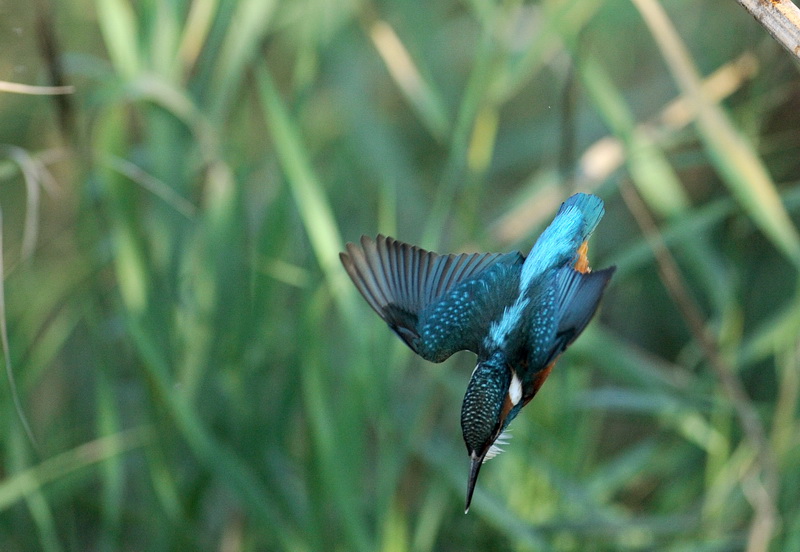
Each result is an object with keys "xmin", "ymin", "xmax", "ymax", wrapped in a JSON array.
[
  {"xmin": 558, "ymin": 193, "xmax": 605, "ymax": 238},
  {"xmin": 519, "ymin": 193, "xmax": 605, "ymax": 290}
]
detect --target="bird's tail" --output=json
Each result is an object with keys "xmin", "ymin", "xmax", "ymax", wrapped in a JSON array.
[
  {"xmin": 519, "ymin": 193, "xmax": 605, "ymax": 289},
  {"xmin": 557, "ymin": 193, "xmax": 605, "ymax": 238}
]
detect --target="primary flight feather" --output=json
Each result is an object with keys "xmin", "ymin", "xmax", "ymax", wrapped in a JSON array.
[{"xmin": 340, "ymin": 193, "xmax": 614, "ymax": 512}]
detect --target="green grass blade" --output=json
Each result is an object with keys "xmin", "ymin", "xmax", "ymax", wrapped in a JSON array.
[
  {"xmin": 126, "ymin": 318, "xmax": 304, "ymax": 549},
  {"xmin": 209, "ymin": 0, "xmax": 278, "ymax": 121},
  {"xmin": 95, "ymin": 0, "xmax": 140, "ymax": 79},
  {"xmin": 367, "ymin": 18, "xmax": 450, "ymax": 140},
  {"xmin": 574, "ymin": 54, "xmax": 690, "ymax": 218},
  {"xmin": 0, "ymin": 428, "xmax": 150, "ymax": 512},
  {"xmin": 632, "ymin": 0, "xmax": 800, "ymax": 267},
  {"xmin": 255, "ymin": 65, "xmax": 354, "ymax": 317}
]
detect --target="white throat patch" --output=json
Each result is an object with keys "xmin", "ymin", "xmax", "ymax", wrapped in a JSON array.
[{"xmin": 509, "ymin": 372, "xmax": 522, "ymax": 406}]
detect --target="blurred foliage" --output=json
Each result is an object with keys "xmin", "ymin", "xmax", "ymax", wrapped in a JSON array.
[{"xmin": 0, "ymin": 0, "xmax": 799, "ymax": 550}]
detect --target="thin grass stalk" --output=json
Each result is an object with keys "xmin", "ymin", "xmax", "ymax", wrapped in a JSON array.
[
  {"xmin": 421, "ymin": 23, "xmax": 496, "ymax": 245},
  {"xmin": 0, "ymin": 428, "xmax": 150, "ymax": 511},
  {"xmin": 0, "ymin": 82, "xmax": 74, "ymax": 95},
  {"xmin": 8, "ymin": 427, "xmax": 62, "ymax": 552},
  {"xmin": 631, "ymin": 0, "xmax": 800, "ymax": 269},
  {"xmin": 619, "ymin": 181, "xmax": 778, "ymax": 552},
  {"xmin": 0, "ymin": 146, "xmax": 42, "ymax": 263},
  {"xmin": 300, "ymin": 302, "xmax": 372, "ymax": 552},
  {"xmin": 255, "ymin": 65, "xmax": 359, "ymax": 326},
  {"xmin": 96, "ymin": 373, "xmax": 124, "ymax": 548},
  {"xmin": 577, "ymin": 52, "xmax": 759, "ymax": 190},
  {"xmin": 209, "ymin": 0, "xmax": 278, "ymax": 122},
  {"xmin": 0, "ymin": 208, "xmax": 39, "ymax": 452},
  {"xmin": 572, "ymin": 52, "xmax": 690, "ymax": 218},
  {"xmin": 125, "ymin": 318, "xmax": 302, "ymax": 548},
  {"xmin": 94, "ymin": 0, "xmax": 140, "ymax": 79},
  {"xmin": 177, "ymin": 0, "xmax": 218, "ymax": 74},
  {"xmin": 362, "ymin": 9, "xmax": 450, "ymax": 141},
  {"xmin": 494, "ymin": 0, "xmax": 604, "ymax": 103}
]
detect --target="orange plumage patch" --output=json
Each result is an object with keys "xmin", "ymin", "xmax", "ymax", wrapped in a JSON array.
[
  {"xmin": 532, "ymin": 362, "xmax": 555, "ymax": 393},
  {"xmin": 522, "ymin": 361, "xmax": 557, "ymax": 407},
  {"xmin": 574, "ymin": 241, "xmax": 591, "ymax": 273}
]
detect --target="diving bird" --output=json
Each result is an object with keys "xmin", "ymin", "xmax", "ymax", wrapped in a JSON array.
[{"xmin": 340, "ymin": 193, "xmax": 614, "ymax": 512}]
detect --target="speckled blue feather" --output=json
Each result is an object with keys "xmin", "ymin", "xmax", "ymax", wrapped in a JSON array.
[
  {"xmin": 340, "ymin": 193, "xmax": 614, "ymax": 512},
  {"xmin": 416, "ymin": 261, "xmax": 520, "ymax": 361}
]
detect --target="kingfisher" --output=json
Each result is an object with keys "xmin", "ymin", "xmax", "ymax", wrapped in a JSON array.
[{"xmin": 340, "ymin": 193, "xmax": 614, "ymax": 512}]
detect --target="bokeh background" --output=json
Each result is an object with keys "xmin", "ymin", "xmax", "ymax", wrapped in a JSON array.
[{"xmin": 1, "ymin": 0, "xmax": 799, "ymax": 550}]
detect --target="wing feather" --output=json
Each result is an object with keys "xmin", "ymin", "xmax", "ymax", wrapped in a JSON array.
[
  {"xmin": 529, "ymin": 264, "xmax": 615, "ymax": 369},
  {"xmin": 341, "ymin": 235, "xmax": 523, "ymax": 361}
]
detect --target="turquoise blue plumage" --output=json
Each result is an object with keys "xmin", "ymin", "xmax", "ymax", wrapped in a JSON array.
[{"xmin": 340, "ymin": 193, "xmax": 614, "ymax": 511}]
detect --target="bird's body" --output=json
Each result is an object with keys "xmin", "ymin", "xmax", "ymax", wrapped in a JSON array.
[{"xmin": 340, "ymin": 193, "xmax": 614, "ymax": 511}]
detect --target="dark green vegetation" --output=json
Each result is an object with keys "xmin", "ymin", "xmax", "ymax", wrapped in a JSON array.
[{"xmin": 1, "ymin": 1, "xmax": 799, "ymax": 550}]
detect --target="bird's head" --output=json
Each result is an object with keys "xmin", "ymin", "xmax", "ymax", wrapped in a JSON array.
[{"xmin": 460, "ymin": 352, "xmax": 522, "ymax": 512}]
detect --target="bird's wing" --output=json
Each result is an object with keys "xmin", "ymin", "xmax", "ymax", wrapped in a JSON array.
[
  {"xmin": 341, "ymin": 235, "xmax": 523, "ymax": 362},
  {"xmin": 528, "ymin": 264, "xmax": 615, "ymax": 370}
]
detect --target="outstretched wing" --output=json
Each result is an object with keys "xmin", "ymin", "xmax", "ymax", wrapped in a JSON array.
[
  {"xmin": 340, "ymin": 235, "xmax": 523, "ymax": 362},
  {"xmin": 528, "ymin": 264, "xmax": 615, "ymax": 370}
]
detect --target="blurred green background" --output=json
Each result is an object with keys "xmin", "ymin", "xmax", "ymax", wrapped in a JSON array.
[{"xmin": 1, "ymin": 0, "xmax": 800, "ymax": 550}]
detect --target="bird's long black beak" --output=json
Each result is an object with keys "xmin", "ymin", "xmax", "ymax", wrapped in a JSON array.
[{"xmin": 465, "ymin": 452, "xmax": 484, "ymax": 513}]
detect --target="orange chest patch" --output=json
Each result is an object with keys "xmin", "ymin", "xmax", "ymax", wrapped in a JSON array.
[{"xmin": 523, "ymin": 361, "xmax": 557, "ymax": 406}]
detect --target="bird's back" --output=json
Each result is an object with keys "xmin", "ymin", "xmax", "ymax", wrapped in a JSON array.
[{"xmin": 519, "ymin": 193, "xmax": 605, "ymax": 291}]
